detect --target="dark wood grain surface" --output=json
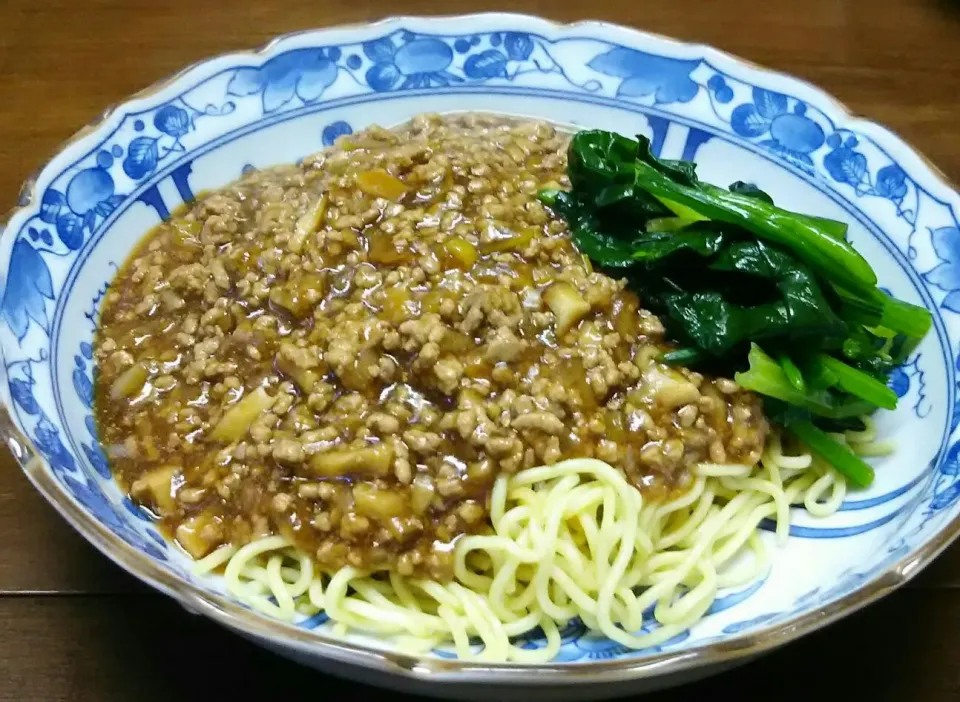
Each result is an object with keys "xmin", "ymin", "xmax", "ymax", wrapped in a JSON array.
[{"xmin": 2, "ymin": 0, "xmax": 959, "ymax": 699}]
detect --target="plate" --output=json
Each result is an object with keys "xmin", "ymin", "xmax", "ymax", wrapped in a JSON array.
[{"xmin": 1, "ymin": 13, "xmax": 959, "ymax": 700}]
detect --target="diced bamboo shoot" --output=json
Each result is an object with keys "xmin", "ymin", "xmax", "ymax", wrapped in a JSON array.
[
  {"xmin": 444, "ymin": 237, "xmax": 478, "ymax": 269},
  {"xmin": 268, "ymin": 273, "xmax": 324, "ymax": 318},
  {"xmin": 613, "ymin": 293, "xmax": 641, "ymax": 340},
  {"xmin": 110, "ymin": 363, "xmax": 149, "ymax": 400},
  {"xmin": 410, "ymin": 474, "xmax": 435, "ymax": 515},
  {"xmin": 130, "ymin": 465, "xmax": 179, "ymax": 515},
  {"xmin": 276, "ymin": 343, "xmax": 322, "ymax": 393},
  {"xmin": 309, "ymin": 443, "xmax": 394, "ymax": 478},
  {"xmin": 382, "ymin": 288, "xmax": 414, "ymax": 324},
  {"xmin": 479, "ymin": 226, "xmax": 537, "ymax": 254},
  {"xmin": 512, "ymin": 263, "xmax": 534, "ymax": 289},
  {"xmin": 289, "ymin": 195, "xmax": 327, "ymax": 254},
  {"xmin": 175, "ymin": 513, "xmax": 220, "ymax": 559},
  {"xmin": 640, "ymin": 366, "xmax": 700, "ymax": 410},
  {"xmin": 368, "ymin": 233, "xmax": 413, "ymax": 265},
  {"xmin": 543, "ymin": 281, "xmax": 591, "ymax": 335},
  {"xmin": 356, "ymin": 169, "xmax": 408, "ymax": 200},
  {"xmin": 353, "ymin": 483, "xmax": 408, "ymax": 521},
  {"xmin": 211, "ymin": 387, "xmax": 275, "ymax": 442},
  {"xmin": 280, "ymin": 364, "xmax": 320, "ymax": 394}
]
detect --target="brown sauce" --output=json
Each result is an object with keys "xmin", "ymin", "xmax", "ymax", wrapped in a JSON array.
[{"xmin": 93, "ymin": 113, "xmax": 767, "ymax": 581}]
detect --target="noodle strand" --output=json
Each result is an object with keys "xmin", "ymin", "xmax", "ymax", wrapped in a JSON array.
[{"xmin": 203, "ymin": 440, "xmax": 842, "ymax": 662}]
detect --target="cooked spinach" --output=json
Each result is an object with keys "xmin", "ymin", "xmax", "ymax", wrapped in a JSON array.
[
  {"xmin": 648, "ymin": 240, "xmax": 848, "ymax": 355},
  {"xmin": 540, "ymin": 129, "xmax": 934, "ymax": 487},
  {"xmin": 728, "ymin": 181, "xmax": 774, "ymax": 204}
]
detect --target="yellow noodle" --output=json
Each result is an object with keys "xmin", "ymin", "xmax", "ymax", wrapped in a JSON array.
[{"xmin": 203, "ymin": 431, "xmax": 861, "ymax": 662}]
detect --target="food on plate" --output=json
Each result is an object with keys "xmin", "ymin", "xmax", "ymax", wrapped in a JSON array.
[
  {"xmin": 540, "ymin": 129, "xmax": 931, "ymax": 487},
  {"xmin": 93, "ymin": 113, "xmax": 928, "ymax": 662}
]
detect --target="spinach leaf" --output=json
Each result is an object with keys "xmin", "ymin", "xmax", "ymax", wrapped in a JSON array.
[
  {"xmin": 647, "ymin": 240, "xmax": 846, "ymax": 355},
  {"xmin": 635, "ymin": 134, "xmax": 699, "ymax": 187},
  {"xmin": 630, "ymin": 225, "xmax": 729, "ymax": 264},
  {"xmin": 567, "ymin": 131, "xmax": 671, "ymax": 220},
  {"xmin": 550, "ymin": 191, "xmax": 640, "ymax": 267},
  {"xmin": 568, "ymin": 130, "xmax": 639, "ymax": 193},
  {"xmin": 572, "ymin": 227, "xmax": 641, "ymax": 268}
]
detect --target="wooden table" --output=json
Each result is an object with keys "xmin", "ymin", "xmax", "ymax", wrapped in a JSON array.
[{"xmin": 2, "ymin": 0, "xmax": 960, "ymax": 699}]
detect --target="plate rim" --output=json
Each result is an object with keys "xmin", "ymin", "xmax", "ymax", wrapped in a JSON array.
[{"xmin": 2, "ymin": 12, "xmax": 959, "ymax": 685}]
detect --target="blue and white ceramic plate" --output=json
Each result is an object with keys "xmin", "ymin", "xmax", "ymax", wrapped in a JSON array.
[{"xmin": 2, "ymin": 14, "xmax": 959, "ymax": 699}]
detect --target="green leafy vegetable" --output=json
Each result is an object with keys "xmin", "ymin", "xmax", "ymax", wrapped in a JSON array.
[
  {"xmin": 661, "ymin": 347, "xmax": 706, "ymax": 366},
  {"xmin": 862, "ymin": 287, "xmax": 932, "ymax": 340},
  {"xmin": 646, "ymin": 216, "xmax": 697, "ymax": 233},
  {"xmin": 814, "ymin": 354, "xmax": 898, "ymax": 410},
  {"xmin": 631, "ymin": 226, "xmax": 729, "ymax": 263},
  {"xmin": 730, "ymin": 181, "xmax": 849, "ymax": 240},
  {"xmin": 728, "ymin": 181, "xmax": 774, "ymax": 205},
  {"xmin": 641, "ymin": 240, "xmax": 846, "ymax": 355},
  {"xmin": 540, "ymin": 128, "xmax": 935, "ymax": 488},
  {"xmin": 633, "ymin": 157, "xmax": 877, "ymax": 298},
  {"xmin": 788, "ymin": 419, "xmax": 875, "ymax": 487},
  {"xmin": 778, "ymin": 354, "xmax": 807, "ymax": 393},
  {"xmin": 567, "ymin": 131, "xmax": 671, "ymax": 219},
  {"xmin": 550, "ymin": 191, "xmax": 641, "ymax": 268},
  {"xmin": 735, "ymin": 345, "xmax": 876, "ymax": 420}
]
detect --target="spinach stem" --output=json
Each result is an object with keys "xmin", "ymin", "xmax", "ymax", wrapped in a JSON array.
[
  {"xmin": 661, "ymin": 347, "xmax": 705, "ymax": 366},
  {"xmin": 778, "ymin": 354, "xmax": 807, "ymax": 393},
  {"xmin": 789, "ymin": 419, "xmax": 875, "ymax": 487},
  {"xmin": 634, "ymin": 161, "xmax": 878, "ymax": 297},
  {"xmin": 816, "ymin": 354, "xmax": 898, "ymax": 410}
]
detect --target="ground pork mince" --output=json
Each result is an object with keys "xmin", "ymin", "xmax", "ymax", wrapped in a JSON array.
[{"xmin": 94, "ymin": 113, "xmax": 768, "ymax": 580}]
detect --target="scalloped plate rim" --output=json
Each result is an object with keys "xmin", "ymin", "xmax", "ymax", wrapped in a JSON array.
[{"xmin": 0, "ymin": 12, "xmax": 958, "ymax": 688}]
